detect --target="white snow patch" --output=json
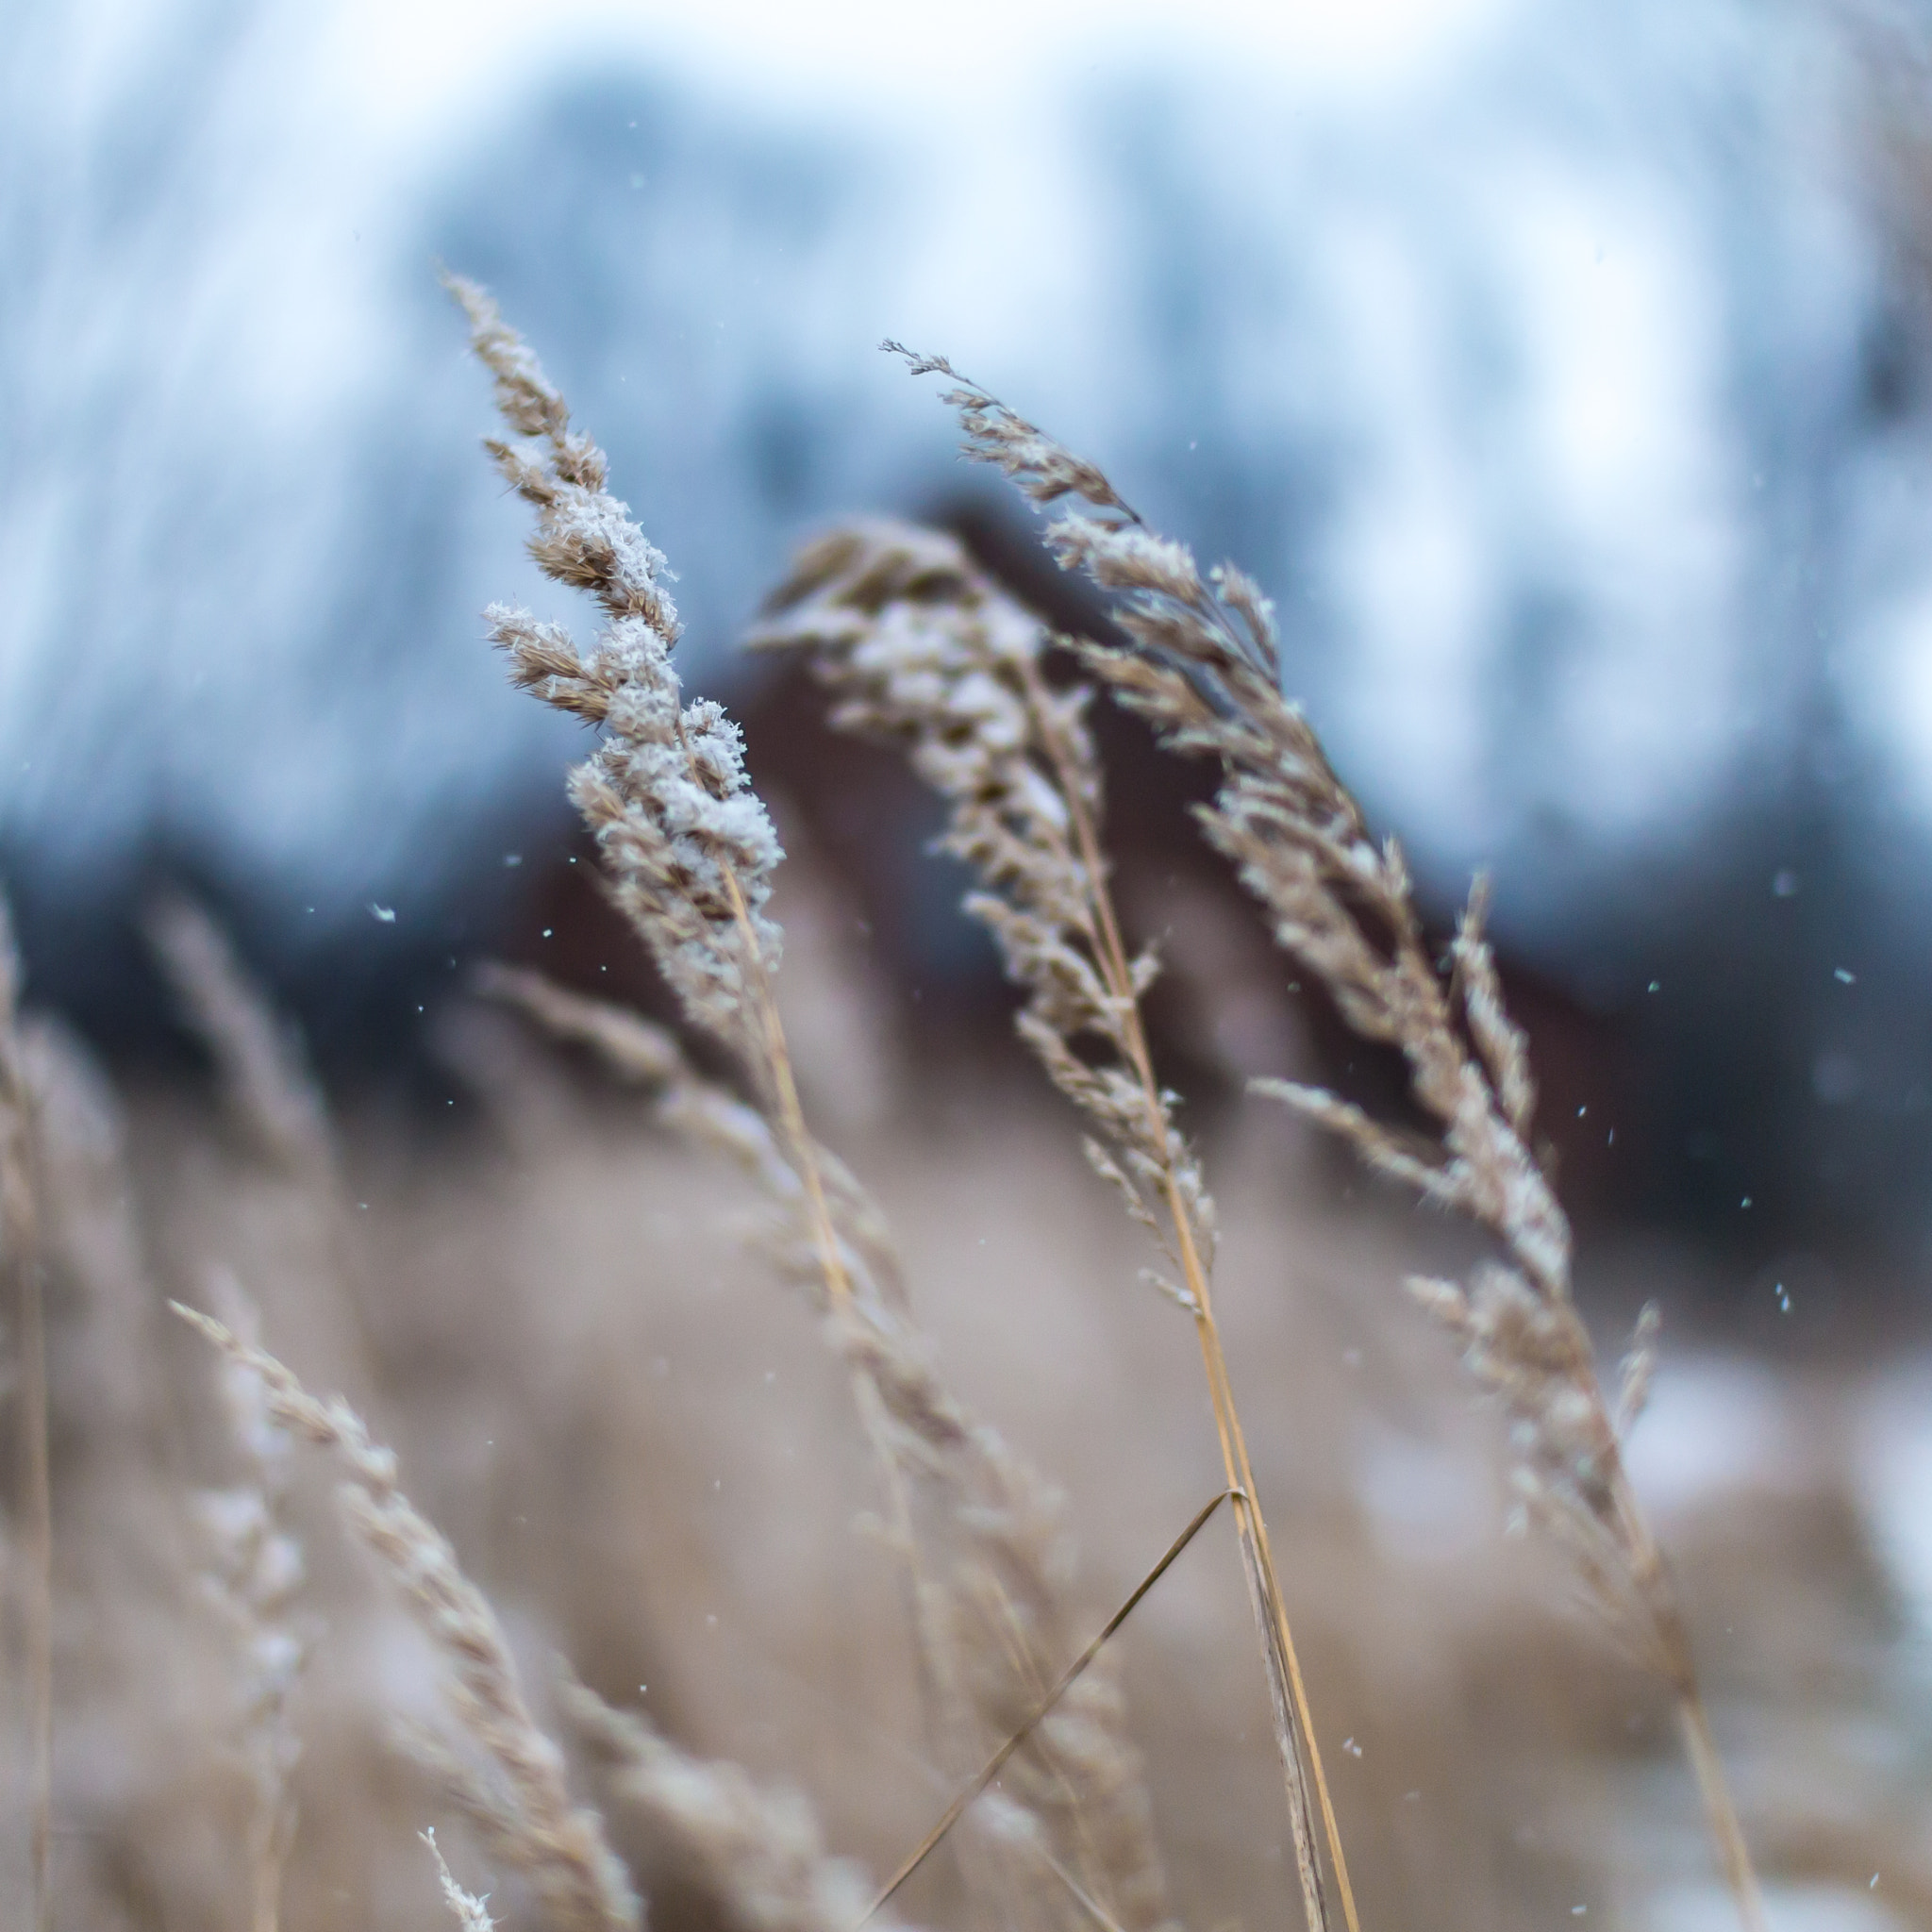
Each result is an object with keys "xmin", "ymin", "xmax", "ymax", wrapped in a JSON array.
[
  {"xmin": 1646, "ymin": 1881, "xmax": 1907, "ymax": 1932},
  {"xmin": 1621, "ymin": 1356, "xmax": 1809, "ymax": 1516},
  {"xmin": 1853, "ymin": 1362, "xmax": 1932, "ymax": 1639}
]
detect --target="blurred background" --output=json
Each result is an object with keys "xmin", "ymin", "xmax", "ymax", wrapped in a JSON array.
[
  {"xmin": 10, "ymin": 5, "xmax": 1932, "ymax": 1928},
  {"xmin": 15, "ymin": 0, "xmax": 1932, "ymax": 1273}
]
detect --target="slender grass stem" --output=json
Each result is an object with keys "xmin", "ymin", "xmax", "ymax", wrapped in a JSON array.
[
  {"xmin": 1611, "ymin": 1474, "xmax": 1763, "ymax": 1932},
  {"xmin": 866, "ymin": 1488, "xmax": 1238, "ymax": 1924},
  {"xmin": 1026, "ymin": 659, "xmax": 1356, "ymax": 1932}
]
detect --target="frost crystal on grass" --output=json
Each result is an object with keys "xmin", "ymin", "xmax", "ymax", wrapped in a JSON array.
[{"xmin": 451, "ymin": 275, "xmax": 781, "ymax": 1069}]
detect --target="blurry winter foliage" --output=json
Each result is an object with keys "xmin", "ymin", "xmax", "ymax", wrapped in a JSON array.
[{"xmin": 10, "ymin": 0, "xmax": 1932, "ymax": 1232}]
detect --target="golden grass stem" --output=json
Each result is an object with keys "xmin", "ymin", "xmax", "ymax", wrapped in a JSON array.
[
  {"xmin": 1676, "ymin": 1690, "xmax": 1765, "ymax": 1932},
  {"xmin": 723, "ymin": 861, "xmax": 924, "ymax": 1589},
  {"xmin": 1027, "ymin": 662, "xmax": 1355, "ymax": 1932},
  {"xmin": 459, "ymin": 293, "xmax": 1171, "ymax": 1929}
]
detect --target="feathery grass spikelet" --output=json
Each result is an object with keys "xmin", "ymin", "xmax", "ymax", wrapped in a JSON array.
[
  {"xmin": 749, "ymin": 523, "xmax": 1214, "ymax": 1307},
  {"xmin": 172, "ymin": 1302, "xmax": 639, "ymax": 1932},
  {"xmin": 1616, "ymin": 1302, "xmax": 1663, "ymax": 1441},
  {"xmin": 146, "ymin": 891, "xmax": 378, "ymax": 1521},
  {"xmin": 447, "ymin": 274, "xmax": 782, "ymax": 1075},
  {"xmin": 425, "ymin": 1829, "xmax": 497, "ymax": 1932},
  {"xmin": 471, "ymin": 964, "xmax": 890, "ymax": 1311},
  {"xmin": 891, "ymin": 344, "xmax": 1764, "ymax": 1932},
  {"xmin": 147, "ymin": 897, "xmax": 333, "ymax": 1181}
]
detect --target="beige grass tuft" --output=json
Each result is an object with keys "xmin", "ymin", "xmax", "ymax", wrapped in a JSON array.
[{"xmin": 478, "ymin": 961, "xmax": 1171, "ymax": 1932}]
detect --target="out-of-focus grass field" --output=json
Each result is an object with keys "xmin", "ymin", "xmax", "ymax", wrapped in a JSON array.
[{"xmin": 21, "ymin": 851, "xmax": 1928, "ymax": 1931}]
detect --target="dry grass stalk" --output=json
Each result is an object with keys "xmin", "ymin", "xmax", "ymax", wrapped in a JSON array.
[
  {"xmin": 189, "ymin": 1271, "xmax": 308, "ymax": 1932},
  {"xmin": 452, "ymin": 283, "xmax": 1168, "ymax": 1932},
  {"xmin": 560, "ymin": 1674, "xmax": 915, "ymax": 1932},
  {"xmin": 750, "ymin": 519, "xmax": 1348, "ymax": 1932},
  {"xmin": 426, "ymin": 1828, "xmax": 500, "ymax": 1932},
  {"xmin": 0, "ymin": 904, "xmax": 51, "ymax": 1932},
  {"xmin": 146, "ymin": 897, "xmax": 334, "ymax": 1181},
  {"xmin": 889, "ymin": 346, "xmax": 1763, "ymax": 1932},
  {"xmin": 172, "ymin": 1302, "xmax": 640, "ymax": 1932},
  {"xmin": 444, "ymin": 273, "xmax": 857, "ymax": 1393},
  {"xmin": 146, "ymin": 887, "xmax": 374, "ymax": 1375}
]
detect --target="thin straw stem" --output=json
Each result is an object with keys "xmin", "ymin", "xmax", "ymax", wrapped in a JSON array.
[
  {"xmin": 866, "ymin": 1488, "xmax": 1237, "ymax": 1924},
  {"xmin": 1675, "ymin": 1693, "xmax": 1764, "ymax": 1932},
  {"xmin": 721, "ymin": 865, "xmax": 969, "ymax": 1878},
  {"xmin": 1026, "ymin": 661, "xmax": 1355, "ymax": 1932},
  {"xmin": 883, "ymin": 339, "xmax": 1764, "ymax": 1928},
  {"xmin": 1610, "ymin": 1473, "xmax": 1763, "ymax": 1932}
]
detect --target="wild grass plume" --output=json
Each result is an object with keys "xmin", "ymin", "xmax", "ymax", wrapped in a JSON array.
[{"xmin": 560, "ymin": 1673, "xmax": 914, "ymax": 1932}]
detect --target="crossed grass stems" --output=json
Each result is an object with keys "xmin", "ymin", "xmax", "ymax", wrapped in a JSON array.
[{"xmin": 724, "ymin": 775, "xmax": 1351, "ymax": 1932}]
